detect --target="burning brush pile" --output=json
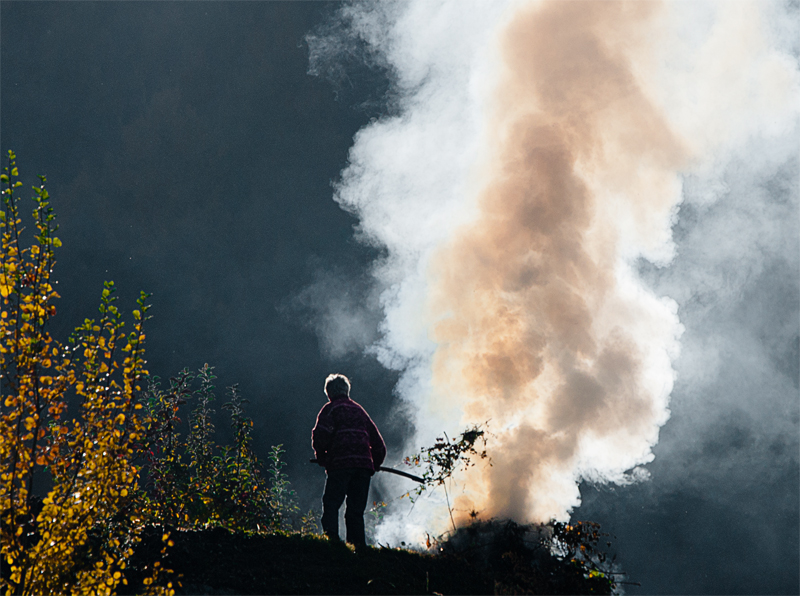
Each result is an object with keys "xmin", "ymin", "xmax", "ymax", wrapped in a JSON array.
[{"xmin": 438, "ymin": 519, "xmax": 619, "ymax": 595}]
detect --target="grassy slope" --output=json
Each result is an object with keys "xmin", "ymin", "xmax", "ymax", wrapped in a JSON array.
[
  {"xmin": 122, "ymin": 524, "xmax": 615, "ymax": 595},
  {"xmin": 124, "ymin": 527, "xmax": 491, "ymax": 595}
]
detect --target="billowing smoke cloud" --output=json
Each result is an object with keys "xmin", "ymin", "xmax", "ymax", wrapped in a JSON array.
[
  {"xmin": 307, "ymin": 0, "xmax": 799, "ymax": 542},
  {"xmin": 287, "ymin": 264, "xmax": 384, "ymax": 360}
]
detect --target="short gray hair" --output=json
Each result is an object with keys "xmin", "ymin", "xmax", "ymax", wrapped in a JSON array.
[{"xmin": 324, "ymin": 373, "xmax": 351, "ymax": 398}]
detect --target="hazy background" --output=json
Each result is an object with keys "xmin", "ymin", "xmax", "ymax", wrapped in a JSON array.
[{"xmin": 1, "ymin": 2, "xmax": 797, "ymax": 594}]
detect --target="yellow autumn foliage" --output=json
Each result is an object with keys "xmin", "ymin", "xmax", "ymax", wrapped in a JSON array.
[{"xmin": 0, "ymin": 153, "xmax": 172, "ymax": 595}]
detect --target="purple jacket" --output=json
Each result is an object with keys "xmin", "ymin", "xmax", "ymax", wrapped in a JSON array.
[{"xmin": 312, "ymin": 395, "xmax": 386, "ymax": 473}]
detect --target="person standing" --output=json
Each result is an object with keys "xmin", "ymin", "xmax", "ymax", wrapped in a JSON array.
[{"xmin": 312, "ymin": 373, "xmax": 386, "ymax": 552}]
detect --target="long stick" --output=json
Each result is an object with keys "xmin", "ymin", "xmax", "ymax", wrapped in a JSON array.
[{"xmin": 309, "ymin": 459, "xmax": 424, "ymax": 483}]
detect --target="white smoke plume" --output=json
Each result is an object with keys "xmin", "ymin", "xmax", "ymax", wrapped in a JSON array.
[{"xmin": 307, "ymin": 0, "xmax": 799, "ymax": 544}]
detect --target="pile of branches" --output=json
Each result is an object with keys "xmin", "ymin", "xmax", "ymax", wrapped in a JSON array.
[{"xmin": 438, "ymin": 519, "xmax": 621, "ymax": 595}]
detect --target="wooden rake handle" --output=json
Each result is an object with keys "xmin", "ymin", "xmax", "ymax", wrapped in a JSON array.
[{"xmin": 309, "ymin": 459, "xmax": 424, "ymax": 483}]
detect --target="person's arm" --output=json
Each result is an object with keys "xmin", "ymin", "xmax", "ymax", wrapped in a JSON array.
[
  {"xmin": 311, "ymin": 404, "xmax": 334, "ymax": 465},
  {"xmin": 367, "ymin": 416, "xmax": 386, "ymax": 469}
]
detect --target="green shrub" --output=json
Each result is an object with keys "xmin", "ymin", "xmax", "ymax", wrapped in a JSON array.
[{"xmin": 139, "ymin": 366, "xmax": 301, "ymax": 534}]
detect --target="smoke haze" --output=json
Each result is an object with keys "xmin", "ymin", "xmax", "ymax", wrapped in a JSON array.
[{"xmin": 307, "ymin": 0, "xmax": 799, "ymax": 543}]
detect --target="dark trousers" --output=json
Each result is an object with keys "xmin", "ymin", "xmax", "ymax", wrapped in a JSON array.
[{"xmin": 321, "ymin": 467, "xmax": 372, "ymax": 547}]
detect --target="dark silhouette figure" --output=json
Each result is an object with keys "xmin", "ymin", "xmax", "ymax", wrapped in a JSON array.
[{"xmin": 312, "ymin": 373, "xmax": 386, "ymax": 551}]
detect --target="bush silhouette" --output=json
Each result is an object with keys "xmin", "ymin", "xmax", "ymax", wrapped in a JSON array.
[{"xmin": 139, "ymin": 366, "xmax": 300, "ymax": 534}]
